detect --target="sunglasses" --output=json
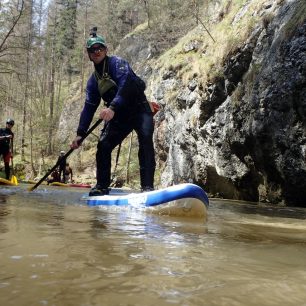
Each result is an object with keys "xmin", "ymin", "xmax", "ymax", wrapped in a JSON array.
[{"xmin": 88, "ymin": 47, "xmax": 105, "ymax": 54}]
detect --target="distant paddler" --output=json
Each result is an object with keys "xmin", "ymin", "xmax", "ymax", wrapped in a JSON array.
[{"xmin": 0, "ymin": 119, "xmax": 15, "ymax": 181}]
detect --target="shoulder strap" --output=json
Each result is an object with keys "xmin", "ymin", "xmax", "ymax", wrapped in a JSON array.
[
  {"xmin": 94, "ymin": 57, "xmax": 109, "ymax": 81},
  {"xmin": 93, "ymin": 57, "xmax": 117, "ymax": 97}
]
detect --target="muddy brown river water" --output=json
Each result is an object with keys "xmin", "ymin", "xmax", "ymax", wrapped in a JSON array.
[{"xmin": 0, "ymin": 184, "xmax": 306, "ymax": 306}]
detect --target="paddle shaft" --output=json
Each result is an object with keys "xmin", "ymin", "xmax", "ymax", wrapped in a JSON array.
[{"xmin": 29, "ymin": 119, "xmax": 103, "ymax": 191}]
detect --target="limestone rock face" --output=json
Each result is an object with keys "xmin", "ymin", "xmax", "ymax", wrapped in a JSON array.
[{"xmin": 153, "ymin": 1, "xmax": 306, "ymax": 206}]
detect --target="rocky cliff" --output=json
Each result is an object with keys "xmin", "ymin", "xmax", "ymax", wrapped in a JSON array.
[{"xmin": 148, "ymin": 0, "xmax": 306, "ymax": 206}]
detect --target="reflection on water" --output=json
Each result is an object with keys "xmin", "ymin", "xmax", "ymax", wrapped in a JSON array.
[
  {"xmin": 0, "ymin": 194, "xmax": 9, "ymax": 234},
  {"xmin": 0, "ymin": 184, "xmax": 306, "ymax": 306}
]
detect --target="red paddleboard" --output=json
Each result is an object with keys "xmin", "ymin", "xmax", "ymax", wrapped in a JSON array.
[{"xmin": 50, "ymin": 182, "xmax": 91, "ymax": 188}]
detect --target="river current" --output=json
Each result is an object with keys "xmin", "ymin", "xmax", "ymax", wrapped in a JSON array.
[{"xmin": 0, "ymin": 184, "xmax": 306, "ymax": 306}]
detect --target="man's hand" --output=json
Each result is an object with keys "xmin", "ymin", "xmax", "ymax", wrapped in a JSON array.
[
  {"xmin": 99, "ymin": 108, "xmax": 115, "ymax": 122},
  {"xmin": 70, "ymin": 136, "xmax": 83, "ymax": 149}
]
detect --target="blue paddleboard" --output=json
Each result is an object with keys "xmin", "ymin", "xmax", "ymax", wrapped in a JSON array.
[{"xmin": 86, "ymin": 183, "xmax": 209, "ymax": 218}]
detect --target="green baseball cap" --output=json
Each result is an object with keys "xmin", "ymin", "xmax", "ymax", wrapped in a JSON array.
[{"xmin": 86, "ymin": 35, "xmax": 107, "ymax": 49}]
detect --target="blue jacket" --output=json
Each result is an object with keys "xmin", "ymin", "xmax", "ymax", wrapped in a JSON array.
[{"xmin": 77, "ymin": 56, "xmax": 146, "ymax": 137}]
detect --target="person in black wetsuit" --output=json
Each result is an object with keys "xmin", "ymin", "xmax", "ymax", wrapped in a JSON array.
[
  {"xmin": 0, "ymin": 119, "xmax": 14, "ymax": 180},
  {"xmin": 71, "ymin": 27, "xmax": 155, "ymax": 196},
  {"xmin": 47, "ymin": 169, "xmax": 60, "ymax": 185},
  {"xmin": 56, "ymin": 151, "xmax": 66, "ymax": 183}
]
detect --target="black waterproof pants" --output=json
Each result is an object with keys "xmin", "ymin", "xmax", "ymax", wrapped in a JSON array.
[
  {"xmin": 0, "ymin": 149, "xmax": 10, "ymax": 179},
  {"xmin": 57, "ymin": 165, "xmax": 65, "ymax": 183},
  {"xmin": 4, "ymin": 162, "xmax": 10, "ymax": 180},
  {"xmin": 96, "ymin": 111, "xmax": 155, "ymax": 189}
]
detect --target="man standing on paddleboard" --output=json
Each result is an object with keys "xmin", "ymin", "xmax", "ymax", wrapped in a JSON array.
[
  {"xmin": 71, "ymin": 27, "xmax": 156, "ymax": 196},
  {"xmin": 0, "ymin": 119, "xmax": 14, "ymax": 180}
]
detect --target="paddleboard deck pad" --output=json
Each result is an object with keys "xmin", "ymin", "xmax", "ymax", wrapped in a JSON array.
[{"xmin": 86, "ymin": 183, "xmax": 209, "ymax": 218}]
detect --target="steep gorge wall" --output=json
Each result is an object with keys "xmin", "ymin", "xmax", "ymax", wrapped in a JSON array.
[{"xmin": 151, "ymin": 0, "xmax": 306, "ymax": 206}]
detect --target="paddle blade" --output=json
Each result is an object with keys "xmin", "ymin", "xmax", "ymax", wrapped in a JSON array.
[
  {"xmin": 28, "ymin": 185, "xmax": 35, "ymax": 192},
  {"xmin": 10, "ymin": 175, "xmax": 18, "ymax": 186}
]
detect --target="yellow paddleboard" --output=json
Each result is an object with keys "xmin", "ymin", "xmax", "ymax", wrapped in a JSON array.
[
  {"xmin": 23, "ymin": 179, "xmax": 47, "ymax": 185},
  {"xmin": 49, "ymin": 182, "xmax": 68, "ymax": 187},
  {"xmin": 0, "ymin": 177, "xmax": 18, "ymax": 186}
]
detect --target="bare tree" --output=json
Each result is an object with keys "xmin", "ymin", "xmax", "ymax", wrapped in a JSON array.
[
  {"xmin": 0, "ymin": 1, "xmax": 25, "ymax": 53},
  {"xmin": 21, "ymin": 0, "xmax": 35, "ymax": 161},
  {"xmin": 47, "ymin": 3, "xmax": 58, "ymax": 155},
  {"xmin": 141, "ymin": 0, "xmax": 152, "ymax": 28}
]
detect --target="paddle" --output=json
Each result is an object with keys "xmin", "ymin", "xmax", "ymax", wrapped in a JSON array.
[
  {"xmin": 10, "ymin": 138, "xmax": 18, "ymax": 185},
  {"xmin": 28, "ymin": 119, "xmax": 103, "ymax": 191}
]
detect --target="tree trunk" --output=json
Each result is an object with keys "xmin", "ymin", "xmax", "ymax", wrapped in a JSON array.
[
  {"xmin": 47, "ymin": 48, "xmax": 55, "ymax": 155},
  {"xmin": 21, "ymin": 0, "xmax": 34, "ymax": 161},
  {"xmin": 47, "ymin": 3, "xmax": 58, "ymax": 155}
]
